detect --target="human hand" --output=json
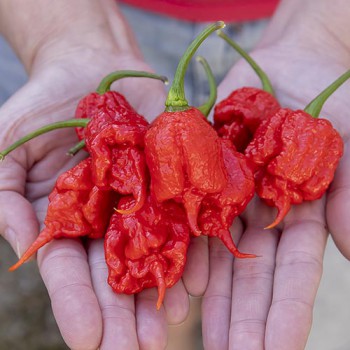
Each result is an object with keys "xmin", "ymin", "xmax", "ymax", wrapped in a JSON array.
[
  {"xmin": 201, "ymin": 3, "xmax": 350, "ymax": 349},
  {"xmin": 0, "ymin": 5, "xmax": 213, "ymax": 349}
]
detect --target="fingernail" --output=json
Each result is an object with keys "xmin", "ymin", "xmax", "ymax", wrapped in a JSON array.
[
  {"xmin": 15, "ymin": 237, "xmax": 21, "ymax": 259},
  {"xmin": 4, "ymin": 227, "xmax": 21, "ymax": 258}
]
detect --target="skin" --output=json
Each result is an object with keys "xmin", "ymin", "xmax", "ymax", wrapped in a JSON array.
[
  {"xmin": 0, "ymin": 0, "xmax": 350, "ymax": 349},
  {"xmin": 0, "ymin": 1, "xmax": 207, "ymax": 349},
  {"xmin": 203, "ymin": 1, "xmax": 350, "ymax": 349}
]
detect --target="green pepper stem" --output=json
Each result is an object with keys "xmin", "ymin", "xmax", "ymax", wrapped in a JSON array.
[
  {"xmin": 217, "ymin": 30, "xmax": 274, "ymax": 95},
  {"xmin": 68, "ymin": 139, "xmax": 86, "ymax": 156},
  {"xmin": 165, "ymin": 21, "xmax": 225, "ymax": 112},
  {"xmin": 96, "ymin": 70, "xmax": 168, "ymax": 94},
  {"xmin": 196, "ymin": 56, "xmax": 217, "ymax": 117},
  {"xmin": 0, "ymin": 119, "xmax": 90, "ymax": 160},
  {"xmin": 304, "ymin": 70, "xmax": 350, "ymax": 118}
]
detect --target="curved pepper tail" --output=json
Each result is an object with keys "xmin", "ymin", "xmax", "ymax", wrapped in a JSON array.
[
  {"xmin": 8, "ymin": 229, "xmax": 52, "ymax": 271},
  {"xmin": 151, "ymin": 262, "xmax": 166, "ymax": 310},
  {"xmin": 116, "ymin": 190, "xmax": 146, "ymax": 215},
  {"xmin": 218, "ymin": 229, "xmax": 257, "ymax": 259},
  {"xmin": 264, "ymin": 201, "xmax": 290, "ymax": 230},
  {"xmin": 182, "ymin": 190, "xmax": 204, "ymax": 236},
  {"xmin": 187, "ymin": 213, "xmax": 202, "ymax": 237}
]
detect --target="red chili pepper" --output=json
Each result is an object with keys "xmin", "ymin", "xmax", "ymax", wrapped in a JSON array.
[
  {"xmin": 145, "ymin": 107, "xmax": 226, "ymax": 232},
  {"xmin": 74, "ymin": 91, "xmax": 133, "ymax": 142},
  {"xmin": 245, "ymin": 71, "xmax": 349, "ymax": 228},
  {"xmin": 76, "ymin": 71, "xmax": 168, "ymax": 213},
  {"xmin": 85, "ymin": 109, "xmax": 149, "ymax": 213},
  {"xmin": 214, "ymin": 87, "xmax": 280, "ymax": 152},
  {"xmin": 199, "ymin": 139, "xmax": 256, "ymax": 258},
  {"xmin": 105, "ymin": 195, "xmax": 190, "ymax": 310},
  {"xmin": 74, "ymin": 71, "xmax": 168, "ymax": 147},
  {"xmin": 213, "ymin": 31, "xmax": 280, "ymax": 152},
  {"xmin": 145, "ymin": 22, "xmax": 227, "ymax": 235},
  {"xmin": 9, "ymin": 158, "xmax": 116, "ymax": 271}
]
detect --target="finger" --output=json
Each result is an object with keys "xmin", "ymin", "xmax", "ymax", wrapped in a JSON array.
[
  {"xmin": 0, "ymin": 149, "xmax": 39, "ymax": 257},
  {"xmin": 163, "ymin": 279, "xmax": 190, "ymax": 325},
  {"xmin": 0, "ymin": 191, "xmax": 39, "ymax": 259},
  {"xmin": 201, "ymin": 219, "xmax": 243, "ymax": 350},
  {"xmin": 182, "ymin": 235, "xmax": 209, "ymax": 296},
  {"xmin": 88, "ymin": 240, "xmax": 139, "ymax": 350},
  {"xmin": 228, "ymin": 222, "xmax": 279, "ymax": 349},
  {"xmin": 136, "ymin": 288, "xmax": 168, "ymax": 350},
  {"xmin": 38, "ymin": 239, "xmax": 102, "ymax": 350},
  {"xmin": 326, "ymin": 143, "xmax": 350, "ymax": 258},
  {"xmin": 223, "ymin": 198, "xmax": 279, "ymax": 350},
  {"xmin": 265, "ymin": 199, "xmax": 327, "ymax": 350}
]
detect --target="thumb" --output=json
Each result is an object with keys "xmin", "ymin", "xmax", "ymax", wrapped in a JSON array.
[
  {"xmin": 0, "ymin": 189, "xmax": 39, "ymax": 261},
  {"xmin": 0, "ymin": 128, "xmax": 39, "ymax": 261}
]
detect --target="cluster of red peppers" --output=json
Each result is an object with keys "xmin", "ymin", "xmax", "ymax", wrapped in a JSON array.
[{"xmin": 1, "ymin": 22, "xmax": 348, "ymax": 309}]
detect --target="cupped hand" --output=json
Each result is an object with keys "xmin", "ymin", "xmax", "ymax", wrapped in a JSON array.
[
  {"xmin": 201, "ymin": 31, "xmax": 350, "ymax": 350},
  {"xmin": 0, "ymin": 45, "xmax": 208, "ymax": 350}
]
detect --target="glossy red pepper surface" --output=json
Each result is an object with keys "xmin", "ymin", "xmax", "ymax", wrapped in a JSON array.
[
  {"xmin": 84, "ymin": 105, "xmax": 149, "ymax": 212},
  {"xmin": 199, "ymin": 139, "xmax": 256, "ymax": 257},
  {"xmin": 245, "ymin": 108, "xmax": 344, "ymax": 227},
  {"xmin": 145, "ymin": 107, "xmax": 227, "ymax": 234},
  {"xmin": 214, "ymin": 87, "xmax": 280, "ymax": 151},
  {"xmin": 105, "ymin": 195, "xmax": 190, "ymax": 309},
  {"xmin": 9, "ymin": 158, "xmax": 116, "ymax": 271},
  {"xmin": 75, "ymin": 91, "xmax": 134, "ymax": 141}
]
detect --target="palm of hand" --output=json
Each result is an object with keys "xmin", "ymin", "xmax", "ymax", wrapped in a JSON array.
[{"xmin": 202, "ymin": 45, "xmax": 350, "ymax": 350}]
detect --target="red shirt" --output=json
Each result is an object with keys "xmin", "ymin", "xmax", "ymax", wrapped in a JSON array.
[{"xmin": 120, "ymin": 0, "xmax": 280, "ymax": 22}]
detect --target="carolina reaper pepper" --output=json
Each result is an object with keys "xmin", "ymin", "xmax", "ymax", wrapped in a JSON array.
[
  {"xmin": 9, "ymin": 157, "xmax": 116, "ymax": 271},
  {"xmin": 73, "ymin": 70, "xmax": 168, "ymax": 151},
  {"xmin": 198, "ymin": 139, "xmax": 256, "ymax": 258},
  {"xmin": 76, "ymin": 71, "xmax": 167, "ymax": 213},
  {"xmin": 145, "ymin": 21, "xmax": 227, "ymax": 235},
  {"xmin": 245, "ymin": 70, "xmax": 349, "ymax": 228},
  {"xmin": 84, "ymin": 109, "xmax": 149, "ymax": 213},
  {"xmin": 213, "ymin": 31, "xmax": 280, "ymax": 152},
  {"xmin": 105, "ymin": 195, "xmax": 190, "ymax": 310}
]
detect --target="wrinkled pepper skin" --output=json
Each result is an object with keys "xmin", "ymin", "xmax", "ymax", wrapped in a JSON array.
[
  {"xmin": 214, "ymin": 87, "xmax": 280, "ymax": 152},
  {"xmin": 74, "ymin": 90, "xmax": 139, "ymax": 141},
  {"xmin": 9, "ymin": 158, "xmax": 116, "ymax": 271},
  {"xmin": 105, "ymin": 195, "xmax": 190, "ymax": 310},
  {"xmin": 245, "ymin": 108, "xmax": 344, "ymax": 228},
  {"xmin": 84, "ymin": 106, "xmax": 149, "ymax": 212},
  {"xmin": 144, "ymin": 107, "xmax": 227, "ymax": 234},
  {"xmin": 199, "ymin": 140, "xmax": 256, "ymax": 258}
]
